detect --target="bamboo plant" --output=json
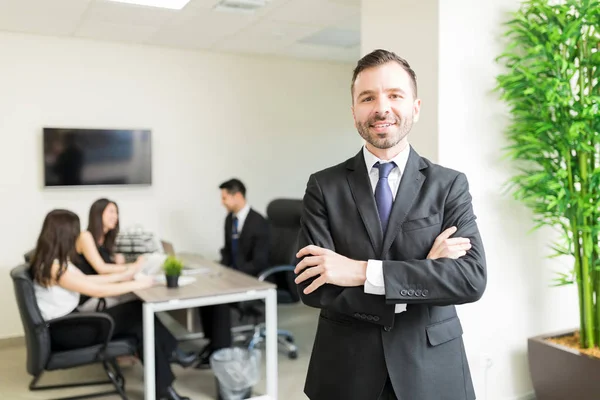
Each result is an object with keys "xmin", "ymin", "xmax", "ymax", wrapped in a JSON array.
[{"xmin": 496, "ymin": 0, "xmax": 600, "ymax": 349}]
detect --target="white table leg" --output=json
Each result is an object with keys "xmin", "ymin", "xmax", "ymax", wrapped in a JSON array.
[
  {"xmin": 143, "ymin": 303, "xmax": 156, "ymax": 400},
  {"xmin": 265, "ymin": 288, "xmax": 278, "ymax": 399}
]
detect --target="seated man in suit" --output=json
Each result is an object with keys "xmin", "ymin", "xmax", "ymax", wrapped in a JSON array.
[
  {"xmin": 197, "ymin": 178, "xmax": 270, "ymax": 367},
  {"xmin": 218, "ymin": 178, "xmax": 270, "ymax": 276}
]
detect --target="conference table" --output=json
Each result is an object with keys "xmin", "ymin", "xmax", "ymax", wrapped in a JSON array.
[{"xmin": 134, "ymin": 252, "xmax": 278, "ymax": 400}]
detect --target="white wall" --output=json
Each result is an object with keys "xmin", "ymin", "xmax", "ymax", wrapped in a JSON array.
[
  {"xmin": 362, "ymin": 1, "xmax": 581, "ymax": 399},
  {"xmin": 439, "ymin": 1, "xmax": 580, "ymax": 399},
  {"xmin": 361, "ymin": 0, "xmax": 439, "ymax": 162},
  {"xmin": 0, "ymin": 31, "xmax": 359, "ymax": 339}
]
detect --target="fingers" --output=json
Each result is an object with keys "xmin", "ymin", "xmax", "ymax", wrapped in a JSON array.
[
  {"xmin": 296, "ymin": 245, "xmax": 328, "ymax": 259},
  {"xmin": 447, "ymin": 250, "xmax": 467, "ymax": 259},
  {"xmin": 446, "ymin": 243, "xmax": 472, "ymax": 253},
  {"xmin": 294, "ymin": 256, "xmax": 323, "ymax": 274},
  {"xmin": 444, "ymin": 237, "xmax": 470, "ymax": 246},
  {"xmin": 434, "ymin": 226, "xmax": 458, "ymax": 244},
  {"xmin": 295, "ymin": 266, "xmax": 325, "ymax": 284},
  {"xmin": 303, "ymin": 275, "xmax": 328, "ymax": 295}
]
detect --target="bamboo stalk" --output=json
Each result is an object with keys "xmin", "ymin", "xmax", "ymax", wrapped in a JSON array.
[{"xmin": 579, "ymin": 153, "xmax": 595, "ymax": 348}]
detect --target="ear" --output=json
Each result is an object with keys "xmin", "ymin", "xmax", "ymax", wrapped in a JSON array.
[
  {"xmin": 351, "ymin": 104, "xmax": 357, "ymax": 126},
  {"xmin": 412, "ymin": 99, "xmax": 422, "ymax": 122}
]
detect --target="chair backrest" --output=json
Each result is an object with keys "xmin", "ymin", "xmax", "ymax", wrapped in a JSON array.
[
  {"xmin": 10, "ymin": 264, "xmax": 51, "ymax": 377},
  {"xmin": 23, "ymin": 248, "xmax": 35, "ymax": 263},
  {"xmin": 266, "ymin": 199, "xmax": 303, "ymax": 303}
]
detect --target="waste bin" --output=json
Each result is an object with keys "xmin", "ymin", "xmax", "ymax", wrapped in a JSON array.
[{"xmin": 210, "ymin": 347, "xmax": 261, "ymax": 400}]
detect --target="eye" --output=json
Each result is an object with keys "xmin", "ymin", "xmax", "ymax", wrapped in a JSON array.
[
  {"xmin": 361, "ymin": 96, "xmax": 373, "ymax": 102},
  {"xmin": 390, "ymin": 94, "xmax": 402, "ymax": 99}
]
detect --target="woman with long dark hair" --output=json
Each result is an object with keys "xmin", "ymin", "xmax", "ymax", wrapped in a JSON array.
[
  {"xmin": 31, "ymin": 209, "xmax": 195, "ymax": 400},
  {"xmin": 76, "ymin": 198, "xmax": 141, "ymax": 276}
]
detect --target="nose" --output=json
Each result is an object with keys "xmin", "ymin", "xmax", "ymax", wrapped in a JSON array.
[{"xmin": 374, "ymin": 96, "xmax": 391, "ymax": 116}]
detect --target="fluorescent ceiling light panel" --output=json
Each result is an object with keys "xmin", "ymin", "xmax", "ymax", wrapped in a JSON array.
[{"xmin": 105, "ymin": 0, "xmax": 191, "ymax": 10}]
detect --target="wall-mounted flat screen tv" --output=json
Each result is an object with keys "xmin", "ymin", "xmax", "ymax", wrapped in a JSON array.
[{"xmin": 43, "ymin": 128, "xmax": 152, "ymax": 187}]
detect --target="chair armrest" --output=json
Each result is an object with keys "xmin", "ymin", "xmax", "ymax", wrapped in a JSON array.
[
  {"xmin": 257, "ymin": 265, "xmax": 295, "ymax": 282},
  {"xmin": 48, "ymin": 313, "xmax": 115, "ymax": 353}
]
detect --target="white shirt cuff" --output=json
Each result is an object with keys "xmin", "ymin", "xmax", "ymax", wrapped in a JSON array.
[
  {"xmin": 364, "ymin": 260, "xmax": 385, "ymax": 295},
  {"xmin": 364, "ymin": 259, "xmax": 406, "ymax": 314}
]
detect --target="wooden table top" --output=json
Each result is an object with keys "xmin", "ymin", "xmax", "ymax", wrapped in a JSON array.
[{"xmin": 134, "ymin": 252, "xmax": 275, "ymax": 303}]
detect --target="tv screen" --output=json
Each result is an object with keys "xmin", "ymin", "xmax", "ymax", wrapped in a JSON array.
[{"xmin": 43, "ymin": 128, "xmax": 152, "ymax": 187}]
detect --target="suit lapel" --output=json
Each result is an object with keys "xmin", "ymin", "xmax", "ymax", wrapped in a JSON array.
[
  {"xmin": 239, "ymin": 209, "xmax": 253, "ymax": 246},
  {"xmin": 346, "ymin": 150, "xmax": 383, "ymax": 255},
  {"xmin": 381, "ymin": 148, "xmax": 427, "ymax": 257}
]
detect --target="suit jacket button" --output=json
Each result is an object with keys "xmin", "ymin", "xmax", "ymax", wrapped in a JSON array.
[
  {"xmin": 373, "ymin": 316, "xmax": 380, "ymax": 321},
  {"xmin": 354, "ymin": 313, "xmax": 360, "ymax": 318},
  {"xmin": 407, "ymin": 289, "xmax": 415, "ymax": 296},
  {"xmin": 360, "ymin": 313, "xmax": 367, "ymax": 319},
  {"xmin": 415, "ymin": 289, "xmax": 422, "ymax": 296},
  {"xmin": 384, "ymin": 326, "xmax": 392, "ymax": 332},
  {"xmin": 422, "ymin": 289, "xmax": 429, "ymax": 297},
  {"xmin": 400, "ymin": 289, "xmax": 408, "ymax": 296},
  {"xmin": 367, "ymin": 315, "xmax": 373, "ymax": 321}
]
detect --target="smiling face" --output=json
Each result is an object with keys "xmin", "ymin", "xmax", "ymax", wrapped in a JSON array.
[
  {"xmin": 102, "ymin": 202, "xmax": 119, "ymax": 231},
  {"xmin": 352, "ymin": 61, "xmax": 421, "ymax": 154}
]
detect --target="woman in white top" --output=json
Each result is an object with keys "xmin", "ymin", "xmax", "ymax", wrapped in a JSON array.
[{"xmin": 30, "ymin": 209, "xmax": 195, "ymax": 400}]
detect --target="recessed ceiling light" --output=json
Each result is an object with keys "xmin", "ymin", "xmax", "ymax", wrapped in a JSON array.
[{"xmin": 105, "ymin": 0, "xmax": 191, "ymax": 10}]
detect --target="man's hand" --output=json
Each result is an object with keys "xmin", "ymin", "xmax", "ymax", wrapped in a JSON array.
[
  {"xmin": 294, "ymin": 245, "xmax": 367, "ymax": 295},
  {"xmin": 427, "ymin": 226, "xmax": 471, "ymax": 260}
]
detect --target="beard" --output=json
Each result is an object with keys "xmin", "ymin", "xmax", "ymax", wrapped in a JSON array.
[{"xmin": 357, "ymin": 112, "xmax": 414, "ymax": 150}]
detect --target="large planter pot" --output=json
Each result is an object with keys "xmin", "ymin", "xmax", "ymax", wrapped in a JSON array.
[{"xmin": 528, "ymin": 329, "xmax": 600, "ymax": 400}]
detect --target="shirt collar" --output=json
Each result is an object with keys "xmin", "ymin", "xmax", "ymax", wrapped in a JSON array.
[
  {"xmin": 363, "ymin": 144, "xmax": 411, "ymax": 175},
  {"xmin": 235, "ymin": 203, "xmax": 251, "ymax": 221}
]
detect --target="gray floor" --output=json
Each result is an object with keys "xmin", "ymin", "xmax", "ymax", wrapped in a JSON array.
[{"xmin": 0, "ymin": 303, "xmax": 319, "ymax": 400}]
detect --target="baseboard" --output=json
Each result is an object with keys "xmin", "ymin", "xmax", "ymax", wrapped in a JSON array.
[{"xmin": 0, "ymin": 335, "xmax": 24, "ymax": 350}]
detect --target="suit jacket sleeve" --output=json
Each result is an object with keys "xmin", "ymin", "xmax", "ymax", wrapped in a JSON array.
[
  {"xmin": 220, "ymin": 214, "xmax": 232, "ymax": 266},
  {"xmin": 382, "ymin": 172, "xmax": 487, "ymax": 305},
  {"xmin": 239, "ymin": 215, "xmax": 270, "ymax": 276},
  {"xmin": 297, "ymin": 174, "xmax": 393, "ymax": 326}
]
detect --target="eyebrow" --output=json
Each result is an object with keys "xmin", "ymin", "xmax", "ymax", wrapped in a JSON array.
[{"xmin": 356, "ymin": 87, "xmax": 408, "ymax": 99}]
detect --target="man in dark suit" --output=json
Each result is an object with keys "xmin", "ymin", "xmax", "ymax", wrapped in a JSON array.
[
  {"xmin": 294, "ymin": 49, "xmax": 487, "ymax": 400},
  {"xmin": 218, "ymin": 179, "xmax": 270, "ymax": 276},
  {"xmin": 197, "ymin": 179, "xmax": 269, "ymax": 367}
]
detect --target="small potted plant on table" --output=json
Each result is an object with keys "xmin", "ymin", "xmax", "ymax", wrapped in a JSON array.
[{"xmin": 163, "ymin": 256, "xmax": 183, "ymax": 288}]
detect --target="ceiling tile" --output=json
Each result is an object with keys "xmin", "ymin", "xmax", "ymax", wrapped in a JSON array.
[
  {"xmin": 75, "ymin": 19, "xmax": 159, "ymax": 43},
  {"xmin": 0, "ymin": 0, "xmax": 91, "ymax": 36},
  {"xmin": 236, "ymin": 20, "xmax": 321, "ymax": 42},
  {"xmin": 149, "ymin": 5, "xmax": 258, "ymax": 48},
  {"xmin": 215, "ymin": 34, "xmax": 285, "ymax": 55},
  {"xmin": 266, "ymin": 0, "xmax": 358, "ymax": 27},
  {"xmin": 0, "ymin": 0, "xmax": 362, "ymax": 63},
  {"xmin": 334, "ymin": 13, "xmax": 360, "ymax": 31},
  {"xmin": 327, "ymin": 0, "xmax": 360, "ymax": 5},
  {"xmin": 283, "ymin": 42, "xmax": 359, "ymax": 63}
]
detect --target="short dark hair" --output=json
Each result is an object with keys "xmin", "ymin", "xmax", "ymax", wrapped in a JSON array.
[
  {"xmin": 219, "ymin": 178, "xmax": 246, "ymax": 197},
  {"xmin": 351, "ymin": 49, "xmax": 418, "ymax": 98}
]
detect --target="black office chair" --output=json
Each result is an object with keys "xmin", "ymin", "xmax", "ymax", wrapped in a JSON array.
[
  {"xmin": 232, "ymin": 199, "xmax": 301, "ymax": 359},
  {"xmin": 10, "ymin": 264, "xmax": 137, "ymax": 400}
]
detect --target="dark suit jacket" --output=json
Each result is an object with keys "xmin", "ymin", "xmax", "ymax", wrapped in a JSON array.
[
  {"xmin": 220, "ymin": 208, "xmax": 269, "ymax": 276},
  {"xmin": 297, "ymin": 148, "xmax": 486, "ymax": 400}
]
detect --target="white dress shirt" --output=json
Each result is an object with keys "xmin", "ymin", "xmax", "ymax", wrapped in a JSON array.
[
  {"xmin": 362, "ymin": 145, "xmax": 410, "ymax": 313},
  {"xmin": 234, "ymin": 203, "xmax": 251, "ymax": 233}
]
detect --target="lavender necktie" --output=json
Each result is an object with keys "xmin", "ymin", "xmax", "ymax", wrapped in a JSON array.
[{"xmin": 374, "ymin": 161, "xmax": 396, "ymax": 233}]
